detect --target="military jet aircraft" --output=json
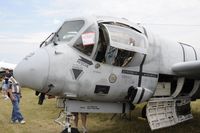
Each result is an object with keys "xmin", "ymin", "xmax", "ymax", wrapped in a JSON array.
[{"xmin": 14, "ymin": 16, "xmax": 200, "ymax": 133}]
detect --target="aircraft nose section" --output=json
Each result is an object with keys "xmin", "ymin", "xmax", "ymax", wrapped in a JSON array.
[{"xmin": 14, "ymin": 49, "xmax": 49, "ymax": 91}]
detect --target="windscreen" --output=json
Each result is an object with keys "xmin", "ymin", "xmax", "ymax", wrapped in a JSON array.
[
  {"xmin": 73, "ymin": 24, "xmax": 96, "ymax": 56},
  {"xmin": 55, "ymin": 20, "xmax": 84, "ymax": 42}
]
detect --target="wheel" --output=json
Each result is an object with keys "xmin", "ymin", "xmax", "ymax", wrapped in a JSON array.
[
  {"xmin": 142, "ymin": 104, "xmax": 147, "ymax": 119},
  {"xmin": 61, "ymin": 128, "xmax": 80, "ymax": 133}
]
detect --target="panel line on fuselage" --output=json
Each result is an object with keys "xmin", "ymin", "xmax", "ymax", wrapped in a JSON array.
[
  {"xmin": 179, "ymin": 43, "xmax": 186, "ymax": 62},
  {"xmin": 138, "ymin": 54, "xmax": 147, "ymax": 87},
  {"xmin": 121, "ymin": 69, "xmax": 158, "ymax": 78},
  {"xmin": 179, "ymin": 42, "xmax": 198, "ymax": 61},
  {"xmin": 142, "ymin": 27, "xmax": 148, "ymax": 39}
]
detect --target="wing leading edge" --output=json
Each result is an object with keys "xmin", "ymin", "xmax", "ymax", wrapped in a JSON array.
[{"xmin": 172, "ymin": 60, "xmax": 200, "ymax": 79}]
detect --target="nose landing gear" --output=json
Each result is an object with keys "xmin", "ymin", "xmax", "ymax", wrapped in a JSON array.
[
  {"xmin": 55, "ymin": 111, "xmax": 80, "ymax": 133},
  {"xmin": 61, "ymin": 128, "xmax": 80, "ymax": 133}
]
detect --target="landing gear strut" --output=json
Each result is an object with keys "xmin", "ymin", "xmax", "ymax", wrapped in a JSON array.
[
  {"xmin": 141, "ymin": 104, "xmax": 147, "ymax": 119},
  {"xmin": 55, "ymin": 111, "xmax": 80, "ymax": 133}
]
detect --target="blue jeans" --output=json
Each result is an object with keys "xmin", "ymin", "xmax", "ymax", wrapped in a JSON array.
[{"xmin": 11, "ymin": 93, "xmax": 24, "ymax": 122}]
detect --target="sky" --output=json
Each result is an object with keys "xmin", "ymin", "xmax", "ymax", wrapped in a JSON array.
[{"xmin": 1, "ymin": 0, "xmax": 200, "ymax": 63}]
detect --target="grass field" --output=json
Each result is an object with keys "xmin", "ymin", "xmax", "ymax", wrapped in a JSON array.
[{"xmin": 1, "ymin": 88, "xmax": 200, "ymax": 133}]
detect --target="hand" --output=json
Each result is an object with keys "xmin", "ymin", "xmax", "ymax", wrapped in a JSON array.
[{"xmin": 11, "ymin": 96, "xmax": 15, "ymax": 101}]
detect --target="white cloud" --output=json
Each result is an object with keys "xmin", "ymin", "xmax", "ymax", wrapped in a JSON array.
[
  {"xmin": 0, "ymin": 32, "xmax": 50, "ymax": 46},
  {"xmin": 1, "ymin": 0, "xmax": 200, "ymax": 62},
  {"xmin": 33, "ymin": 0, "xmax": 200, "ymax": 24},
  {"xmin": 0, "ymin": 32, "xmax": 50, "ymax": 63},
  {"xmin": 53, "ymin": 19, "xmax": 62, "ymax": 25}
]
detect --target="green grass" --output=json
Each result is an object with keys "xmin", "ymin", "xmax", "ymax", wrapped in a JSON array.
[
  {"xmin": 1, "ymin": 88, "xmax": 200, "ymax": 133},
  {"xmin": 0, "ymin": 88, "xmax": 61, "ymax": 133}
]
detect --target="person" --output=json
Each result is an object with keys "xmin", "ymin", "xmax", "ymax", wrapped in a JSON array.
[
  {"xmin": 105, "ymin": 46, "xmax": 118, "ymax": 65},
  {"xmin": 1, "ymin": 69, "xmax": 11, "ymax": 100},
  {"xmin": 1, "ymin": 78, "xmax": 9, "ymax": 100},
  {"xmin": 7, "ymin": 76, "xmax": 25, "ymax": 124},
  {"xmin": 73, "ymin": 112, "xmax": 88, "ymax": 133}
]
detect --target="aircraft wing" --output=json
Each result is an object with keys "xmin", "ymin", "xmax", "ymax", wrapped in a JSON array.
[{"xmin": 172, "ymin": 60, "xmax": 200, "ymax": 79}]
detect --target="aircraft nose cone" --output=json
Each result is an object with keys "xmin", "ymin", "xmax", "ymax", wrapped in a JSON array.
[{"xmin": 14, "ymin": 49, "xmax": 49, "ymax": 91}]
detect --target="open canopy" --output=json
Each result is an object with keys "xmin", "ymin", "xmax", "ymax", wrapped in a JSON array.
[{"xmin": 103, "ymin": 24, "xmax": 148, "ymax": 54}]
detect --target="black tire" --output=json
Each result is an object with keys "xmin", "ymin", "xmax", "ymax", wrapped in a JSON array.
[
  {"xmin": 61, "ymin": 128, "xmax": 80, "ymax": 133},
  {"xmin": 142, "ymin": 104, "xmax": 147, "ymax": 119}
]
